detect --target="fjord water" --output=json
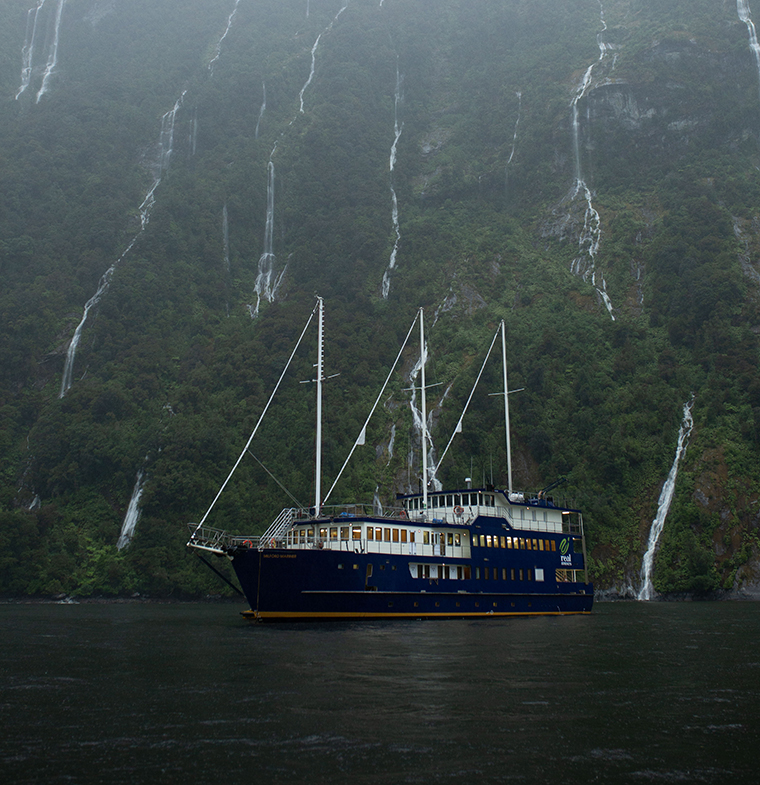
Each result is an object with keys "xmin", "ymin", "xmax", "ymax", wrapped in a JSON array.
[{"xmin": 2, "ymin": 602, "xmax": 757, "ymax": 784}]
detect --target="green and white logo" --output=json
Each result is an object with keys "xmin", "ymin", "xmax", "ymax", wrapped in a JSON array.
[{"xmin": 559, "ymin": 537, "xmax": 570, "ymax": 555}]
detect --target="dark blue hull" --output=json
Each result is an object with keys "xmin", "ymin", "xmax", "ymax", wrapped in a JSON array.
[{"xmin": 231, "ymin": 521, "xmax": 594, "ymax": 621}]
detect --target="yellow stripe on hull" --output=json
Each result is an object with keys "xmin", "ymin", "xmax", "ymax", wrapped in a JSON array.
[{"xmin": 241, "ymin": 609, "xmax": 591, "ymax": 621}]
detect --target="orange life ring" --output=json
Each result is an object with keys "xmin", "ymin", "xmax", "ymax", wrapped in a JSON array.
[
  {"xmin": 453, "ymin": 505, "xmax": 464, "ymax": 516},
  {"xmin": 243, "ymin": 540, "xmax": 252, "ymax": 548},
  {"xmin": 270, "ymin": 538, "xmax": 276, "ymax": 548},
  {"xmin": 399, "ymin": 509, "xmax": 407, "ymax": 519}
]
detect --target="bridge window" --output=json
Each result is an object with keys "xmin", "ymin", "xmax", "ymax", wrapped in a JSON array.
[
  {"xmin": 340, "ymin": 527, "xmax": 349, "ymax": 540},
  {"xmin": 392, "ymin": 528, "xmax": 399, "ymax": 542},
  {"xmin": 329, "ymin": 527, "xmax": 337, "ymax": 540},
  {"xmin": 401, "ymin": 529, "xmax": 408, "ymax": 543},
  {"xmin": 454, "ymin": 533, "xmax": 461, "ymax": 546},
  {"xmin": 367, "ymin": 528, "xmax": 374, "ymax": 540},
  {"xmin": 352, "ymin": 526, "xmax": 362, "ymax": 540},
  {"xmin": 446, "ymin": 495, "xmax": 453, "ymax": 506},
  {"xmin": 384, "ymin": 528, "xmax": 391, "ymax": 542},
  {"xmin": 423, "ymin": 531, "xmax": 430, "ymax": 545}
]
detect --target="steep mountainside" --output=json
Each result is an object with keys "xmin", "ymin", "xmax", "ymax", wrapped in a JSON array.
[{"xmin": 1, "ymin": 0, "xmax": 760, "ymax": 598}]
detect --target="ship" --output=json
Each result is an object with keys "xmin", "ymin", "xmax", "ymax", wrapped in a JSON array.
[{"xmin": 187, "ymin": 298, "xmax": 593, "ymax": 620}]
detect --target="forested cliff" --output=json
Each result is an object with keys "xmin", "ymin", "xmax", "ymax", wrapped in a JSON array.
[{"xmin": 2, "ymin": 0, "xmax": 760, "ymax": 598}]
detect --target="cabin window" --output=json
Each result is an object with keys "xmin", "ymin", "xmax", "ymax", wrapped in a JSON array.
[
  {"xmin": 410, "ymin": 531, "xmax": 416, "ymax": 543},
  {"xmin": 531, "ymin": 509, "xmax": 537, "ymax": 521},
  {"xmin": 463, "ymin": 566, "xmax": 472, "ymax": 579},
  {"xmin": 327, "ymin": 527, "xmax": 336, "ymax": 540},
  {"xmin": 532, "ymin": 539, "xmax": 538, "ymax": 551},
  {"xmin": 340, "ymin": 527, "xmax": 349, "ymax": 540},
  {"xmin": 543, "ymin": 511, "xmax": 548, "ymax": 522},
  {"xmin": 392, "ymin": 528, "xmax": 399, "ymax": 543},
  {"xmin": 454, "ymin": 533, "xmax": 461, "ymax": 546},
  {"xmin": 484, "ymin": 567, "xmax": 490, "ymax": 580},
  {"xmin": 408, "ymin": 564, "xmax": 417, "ymax": 578},
  {"xmin": 471, "ymin": 535, "xmax": 477, "ymax": 547},
  {"xmin": 527, "ymin": 569, "xmax": 533, "ymax": 581},
  {"xmin": 526, "ymin": 539, "xmax": 532, "ymax": 551},
  {"xmin": 486, "ymin": 536, "xmax": 492, "ymax": 548},
  {"xmin": 506, "ymin": 537, "xmax": 512, "ymax": 549},
  {"xmin": 455, "ymin": 494, "xmax": 462, "ymax": 506},
  {"xmin": 502, "ymin": 568, "xmax": 508, "ymax": 580},
  {"xmin": 519, "ymin": 569, "xmax": 524, "ymax": 581},
  {"xmin": 492, "ymin": 567, "xmax": 498, "ymax": 581},
  {"xmin": 520, "ymin": 508, "xmax": 525, "ymax": 520},
  {"xmin": 299, "ymin": 530, "xmax": 306, "ymax": 543},
  {"xmin": 337, "ymin": 563, "xmax": 344, "ymax": 569},
  {"xmin": 510, "ymin": 568, "xmax": 515, "ymax": 580},
  {"xmin": 538, "ymin": 539, "xmax": 544, "ymax": 551},
  {"xmin": 499, "ymin": 536, "xmax": 505, "ymax": 548},
  {"xmin": 307, "ymin": 528, "xmax": 315, "ymax": 542},
  {"xmin": 479, "ymin": 535, "xmax": 486, "ymax": 548},
  {"xmin": 375, "ymin": 527, "xmax": 382, "ymax": 541},
  {"xmin": 384, "ymin": 528, "xmax": 391, "ymax": 542},
  {"xmin": 551, "ymin": 541, "xmax": 557, "ymax": 552},
  {"xmin": 401, "ymin": 529, "xmax": 408, "ymax": 543},
  {"xmin": 367, "ymin": 528, "xmax": 374, "ymax": 541},
  {"xmin": 352, "ymin": 526, "xmax": 361, "ymax": 540},
  {"xmin": 475, "ymin": 567, "xmax": 481, "ymax": 579},
  {"xmin": 447, "ymin": 532, "xmax": 453, "ymax": 546},
  {"xmin": 446, "ymin": 495, "xmax": 453, "ymax": 506},
  {"xmin": 457, "ymin": 566, "xmax": 463, "ymax": 579},
  {"xmin": 535, "ymin": 568, "xmax": 545, "ymax": 582},
  {"xmin": 519, "ymin": 538, "xmax": 526, "ymax": 550},
  {"xmin": 423, "ymin": 531, "xmax": 430, "ymax": 545}
]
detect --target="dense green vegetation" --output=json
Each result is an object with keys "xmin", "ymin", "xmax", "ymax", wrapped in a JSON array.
[{"xmin": 1, "ymin": 0, "xmax": 759, "ymax": 598}]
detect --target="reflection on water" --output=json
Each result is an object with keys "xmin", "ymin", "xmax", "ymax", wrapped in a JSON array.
[{"xmin": 1, "ymin": 601, "xmax": 758, "ymax": 783}]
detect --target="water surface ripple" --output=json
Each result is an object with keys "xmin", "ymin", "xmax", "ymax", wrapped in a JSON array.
[{"xmin": 1, "ymin": 601, "xmax": 757, "ymax": 783}]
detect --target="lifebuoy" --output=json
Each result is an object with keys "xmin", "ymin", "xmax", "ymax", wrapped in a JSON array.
[
  {"xmin": 270, "ymin": 538, "xmax": 276, "ymax": 548},
  {"xmin": 243, "ymin": 540, "xmax": 252, "ymax": 548},
  {"xmin": 399, "ymin": 509, "xmax": 407, "ymax": 519},
  {"xmin": 453, "ymin": 505, "xmax": 464, "ymax": 516}
]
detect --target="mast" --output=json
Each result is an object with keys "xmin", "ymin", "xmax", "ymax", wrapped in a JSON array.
[
  {"xmin": 420, "ymin": 308, "xmax": 428, "ymax": 510},
  {"xmin": 501, "ymin": 319, "xmax": 513, "ymax": 494},
  {"xmin": 315, "ymin": 296, "xmax": 324, "ymax": 513}
]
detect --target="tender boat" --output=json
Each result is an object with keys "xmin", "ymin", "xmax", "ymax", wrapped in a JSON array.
[{"xmin": 188, "ymin": 298, "xmax": 593, "ymax": 620}]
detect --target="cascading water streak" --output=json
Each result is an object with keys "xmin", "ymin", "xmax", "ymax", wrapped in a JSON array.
[
  {"xmin": 738, "ymin": 1, "xmax": 760, "ymax": 98},
  {"xmin": 567, "ymin": 1, "xmax": 615, "ymax": 320},
  {"xmin": 299, "ymin": 4, "xmax": 348, "ymax": 113},
  {"xmin": 60, "ymin": 92, "xmax": 186, "ymax": 396},
  {"xmin": 117, "ymin": 471, "xmax": 146, "ymax": 550},
  {"xmin": 252, "ymin": 157, "xmax": 277, "ymax": 317},
  {"xmin": 16, "ymin": 0, "xmax": 47, "ymax": 100},
  {"xmin": 222, "ymin": 204, "xmax": 230, "ymax": 272},
  {"xmin": 255, "ymin": 82, "xmax": 266, "ymax": 139},
  {"xmin": 638, "ymin": 399, "xmax": 695, "ymax": 601},
  {"xmin": 36, "ymin": 0, "xmax": 66, "ymax": 103},
  {"xmin": 208, "ymin": 0, "xmax": 241, "ymax": 75},
  {"xmin": 382, "ymin": 64, "xmax": 404, "ymax": 299}
]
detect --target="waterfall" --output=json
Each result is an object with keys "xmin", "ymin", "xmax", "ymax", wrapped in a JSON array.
[
  {"xmin": 222, "ymin": 204, "xmax": 230, "ymax": 272},
  {"xmin": 208, "ymin": 0, "xmax": 241, "ymax": 75},
  {"xmin": 382, "ymin": 63, "xmax": 404, "ymax": 299},
  {"xmin": 373, "ymin": 487, "xmax": 383, "ymax": 516},
  {"xmin": 252, "ymin": 157, "xmax": 276, "ymax": 317},
  {"xmin": 505, "ymin": 90, "xmax": 522, "ymax": 196},
  {"xmin": 255, "ymin": 82, "xmax": 266, "ymax": 139},
  {"xmin": 117, "ymin": 471, "xmax": 146, "ymax": 550},
  {"xmin": 299, "ymin": 4, "xmax": 348, "ymax": 113},
  {"xmin": 189, "ymin": 106, "xmax": 198, "ymax": 157},
  {"xmin": 638, "ymin": 399, "xmax": 695, "ymax": 601},
  {"xmin": 567, "ymin": 1, "xmax": 615, "ymax": 321},
  {"xmin": 738, "ymin": 1, "xmax": 760, "ymax": 99},
  {"xmin": 408, "ymin": 345, "xmax": 440, "ymax": 491},
  {"xmin": 16, "ymin": 1, "xmax": 47, "ymax": 100},
  {"xmin": 36, "ymin": 0, "xmax": 66, "ymax": 103},
  {"xmin": 60, "ymin": 92, "xmax": 186, "ymax": 397}
]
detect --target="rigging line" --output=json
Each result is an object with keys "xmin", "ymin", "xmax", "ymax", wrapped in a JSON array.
[
  {"xmin": 431, "ymin": 321, "xmax": 502, "ymax": 479},
  {"xmin": 192, "ymin": 299, "xmax": 319, "ymax": 535},
  {"xmin": 194, "ymin": 553, "xmax": 244, "ymax": 597},
  {"xmin": 246, "ymin": 449, "xmax": 304, "ymax": 509},
  {"xmin": 323, "ymin": 310, "xmax": 420, "ymax": 505}
]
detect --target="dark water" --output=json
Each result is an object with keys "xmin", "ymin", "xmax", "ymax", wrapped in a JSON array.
[{"xmin": 1, "ymin": 601, "xmax": 758, "ymax": 784}]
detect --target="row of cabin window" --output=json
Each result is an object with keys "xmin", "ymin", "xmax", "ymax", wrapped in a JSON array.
[
  {"xmin": 407, "ymin": 492, "xmax": 496, "ymax": 511},
  {"xmin": 414, "ymin": 564, "xmax": 543, "ymax": 582},
  {"xmin": 296, "ymin": 527, "xmax": 464, "ymax": 546},
  {"xmin": 472, "ymin": 534, "xmax": 557, "ymax": 552}
]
